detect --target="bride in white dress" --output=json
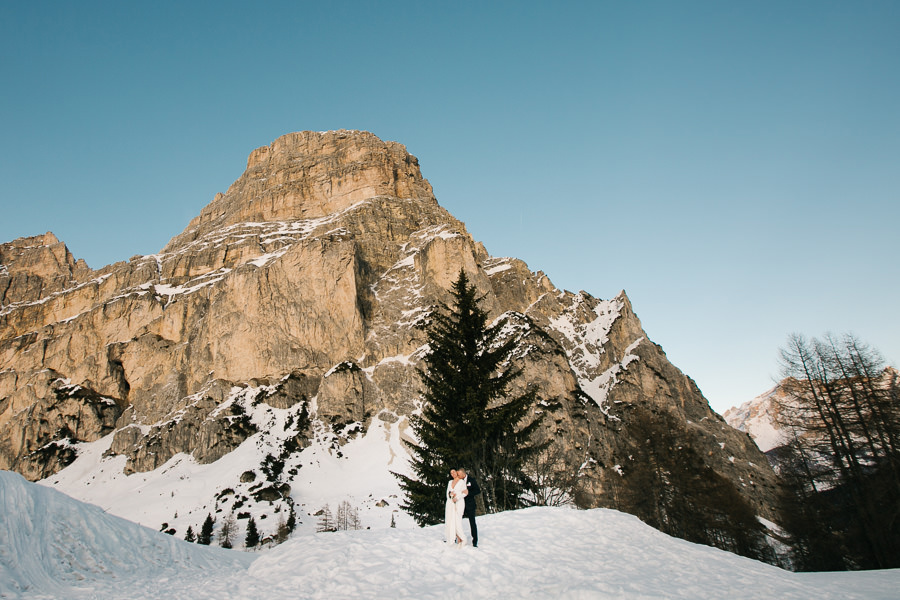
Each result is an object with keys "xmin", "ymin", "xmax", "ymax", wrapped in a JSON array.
[{"xmin": 444, "ymin": 469, "xmax": 468, "ymax": 545}]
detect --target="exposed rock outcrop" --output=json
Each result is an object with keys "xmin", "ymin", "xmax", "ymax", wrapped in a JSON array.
[
  {"xmin": 0, "ymin": 232, "xmax": 91, "ymax": 307},
  {"xmin": 0, "ymin": 371, "xmax": 122, "ymax": 480}
]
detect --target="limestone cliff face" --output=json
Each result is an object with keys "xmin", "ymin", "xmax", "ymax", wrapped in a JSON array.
[
  {"xmin": 165, "ymin": 130, "xmax": 437, "ymax": 252},
  {"xmin": 0, "ymin": 130, "xmax": 780, "ymax": 535},
  {"xmin": 0, "ymin": 232, "xmax": 91, "ymax": 307}
]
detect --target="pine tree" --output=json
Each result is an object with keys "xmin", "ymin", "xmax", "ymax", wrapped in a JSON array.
[
  {"xmin": 245, "ymin": 516, "xmax": 260, "ymax": 549},
  {"xmin": 286, "ymin": 505, "xmax": 297, "ymax": 534},
  {"xmin": 395, "ymin": 269, "xmax": 546, "ymax": 525},
  {"xmin": 198, "ymin": 513, "xmax": 214, "ymax": 545},
  {"xmin": 184, "ymin": 525, "xmax": 196, "ymax": 543}
]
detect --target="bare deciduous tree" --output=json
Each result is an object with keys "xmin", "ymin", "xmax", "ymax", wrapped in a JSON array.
[
  {"xmin": 218, "ymin": 513, "xmax": 237, "ymax": 549},
  {"xmin": 775, "ymin": 333, "xmax": 900, "ymax": 570},
  {"xmin": 316, "ymin": 504, "xmax": 335, "ymax": 533},
  {"xmin": 523, "ymin": 443, "xmax": 579, "ymax": 507}
]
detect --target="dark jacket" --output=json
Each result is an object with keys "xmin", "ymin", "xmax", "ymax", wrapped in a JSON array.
[{"xmin": 463, "ymin": 475, "xmax": 480, "ymax": 518}]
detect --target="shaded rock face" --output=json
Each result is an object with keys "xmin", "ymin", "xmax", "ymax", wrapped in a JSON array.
[
  {"xmin": 0, "ymin": 371, "xmax": 122, "ymax": 480},
  {"xmin": 108, "ymin": 378, "xmax": 262, "ymax": 474},
  {"xmin": 0, "ymin": 130, "xmax": 780, "ymax": 532}
]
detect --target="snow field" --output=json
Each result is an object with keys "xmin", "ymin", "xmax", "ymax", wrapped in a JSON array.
[{"xmin": 4, "ymin": 470, "xmax": 900, "ymax": 600}]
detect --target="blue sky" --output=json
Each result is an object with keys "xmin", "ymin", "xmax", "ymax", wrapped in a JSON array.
[{"xmin": 2, "ymin": 1, "xmax": 898, "ymax": 413}]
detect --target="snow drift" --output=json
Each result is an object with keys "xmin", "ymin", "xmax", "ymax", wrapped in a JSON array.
[
  {"xmin": 0, "ymin": 470, "xmax": 251, "ymax": 598},
  {"xmin": 3, "ymin": 470, "xmax": 900, "ymax": 600}
]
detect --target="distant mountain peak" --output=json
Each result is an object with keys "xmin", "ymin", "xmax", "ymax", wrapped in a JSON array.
[{"xmin": 723, "ymin": 386, "xmax": 791, "ymax": 453}]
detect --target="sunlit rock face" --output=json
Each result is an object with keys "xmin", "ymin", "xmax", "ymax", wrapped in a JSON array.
[{"xmin": 0, "ymin": 130, "xmax": 780, "ymax": 532}]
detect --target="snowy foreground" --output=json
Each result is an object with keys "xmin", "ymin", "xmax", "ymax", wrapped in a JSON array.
[{"xmin": 2, "ymin": 471, "xmax": 899, "ymax": 600}]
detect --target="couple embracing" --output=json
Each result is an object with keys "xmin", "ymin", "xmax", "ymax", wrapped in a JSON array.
[{"xmin": 444, "ymin": 467, "xmax": 479, "ymax": 548}]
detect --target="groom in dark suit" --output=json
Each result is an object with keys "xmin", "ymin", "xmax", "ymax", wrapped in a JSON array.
[{"xmin": 458, "ymin": 467, "xmax": 480, "ymax": 547}]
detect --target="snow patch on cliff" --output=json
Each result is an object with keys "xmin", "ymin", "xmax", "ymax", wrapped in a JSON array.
[{"xmin": 546, "ymin": 294, "xmax": 643, "ymax": 411}]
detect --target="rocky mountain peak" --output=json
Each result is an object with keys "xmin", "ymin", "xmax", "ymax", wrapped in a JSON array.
[
  {"xmin": 0, "ymin": 232, "xmax": 90, "ymax": 307},
  {"xmin": 165, "ymin": 130, "xmax": 436, "ymax": 253},
  {"xmin": 1, "ymin": 131, "xmax": 783, "ymax": 562}
]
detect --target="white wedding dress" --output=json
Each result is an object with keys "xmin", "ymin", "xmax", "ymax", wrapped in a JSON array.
[{"xmin": 444, "ymin": 478, "xmax": 467, "ymax": 544}]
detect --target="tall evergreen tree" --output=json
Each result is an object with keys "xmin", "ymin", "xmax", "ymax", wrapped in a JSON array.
[
  {"xmin": 245, "ymin": 516, "xmax": 260, "ymax": 549},
  {"xmin": 286, "ymin": 504, "xmax": 297, "ymax": 534},
  {"xmin": 198, "ymin": 513, "xmax": 214, "ymax": 546},
  {"xmin": 395, "ymin": 270, "xmax": 546, "ymax": 525}
]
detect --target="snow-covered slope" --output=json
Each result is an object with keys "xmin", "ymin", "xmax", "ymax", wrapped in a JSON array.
[
  {"xmin": 723, "ymin": 386, "xmax": 790, "ymax": 452},
  {"xmin": 39, "ymin": 384, "xmax": 417, "ymax": 541},
  {"xmin": 0, "ymin": 470, "xmax": 251, "ymax": 599},
  {"xmin": 3, "ymin": 470, "xmax": 899, "ymax": 600}
]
